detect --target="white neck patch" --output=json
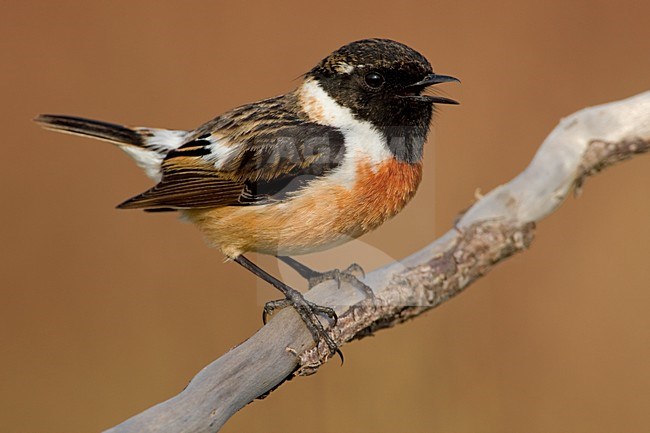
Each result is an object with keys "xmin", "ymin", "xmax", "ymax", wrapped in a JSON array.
[{"xmin": 297, "ymin": 78, "xmax": 392, "ymax": 168}]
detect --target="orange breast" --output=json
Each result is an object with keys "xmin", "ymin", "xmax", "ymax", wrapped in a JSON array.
[
  {"xmin": 183, "ymin": 158, "xmax": 422, "ymax": 257},
  {"xmin": 343, "ymin": 157, "xmax": 423, "ymax": 234}
]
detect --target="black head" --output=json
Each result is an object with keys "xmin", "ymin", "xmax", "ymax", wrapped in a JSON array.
[{"xmin": 306, "ymin": 38, "xmax": 459, "ymax": 162}]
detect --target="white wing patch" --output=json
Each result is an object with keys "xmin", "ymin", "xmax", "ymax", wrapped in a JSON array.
[{"xmin": 206, "ymin": 136, "xmax": 239, "ymax": 169}]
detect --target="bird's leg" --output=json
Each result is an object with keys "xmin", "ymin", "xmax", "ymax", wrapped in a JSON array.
[
  {"xmin": 277, "ymin": 256, "xmax": 374, "ymax": 298},
  {"xmin": 233, "ymin": 255, "xmax": 342, "ymax": 361}
]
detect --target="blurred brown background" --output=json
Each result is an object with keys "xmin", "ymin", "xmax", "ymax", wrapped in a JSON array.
[{"xmin": 2, "ymin": 1, "xmax": 649, "ymax": 432}]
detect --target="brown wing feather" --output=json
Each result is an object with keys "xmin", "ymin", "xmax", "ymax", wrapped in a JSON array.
[
  {"xmin": 117, "ymin": 94, "xmax": 346, "ymax": 210},
  {"xmin": 117, "ymin": 159, "xmax": 245, "ymax": 209}
]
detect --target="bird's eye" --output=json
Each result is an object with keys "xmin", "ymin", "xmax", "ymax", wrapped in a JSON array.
[{"xmin": 364, "ymin": 71, "xmax": 385, "ymax": 88}]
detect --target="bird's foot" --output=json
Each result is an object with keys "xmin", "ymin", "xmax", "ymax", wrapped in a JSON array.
[
  {"xmin": 233, "ymin": 255, "xmax": 342, "ymax": 361},
  {"xmin": 308, "ymin": 263, "xmax": 374, "ymax": 298},
  {"xmin": 263, "ymin": 289, "xmax": 343, "ymax": 362}
]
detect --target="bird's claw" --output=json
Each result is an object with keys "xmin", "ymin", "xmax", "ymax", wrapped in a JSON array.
[
  {"xmin": 263, "ymin": 293, "xmax": 342, "ymax": 363},
  {"xmin": 307, "ymin": 263, "xmax": 374, "ymax": 298}
]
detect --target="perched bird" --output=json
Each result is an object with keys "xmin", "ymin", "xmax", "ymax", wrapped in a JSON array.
[{"xmin": 35, "ymin": 38, "xmax": 459, "ymax": 357}]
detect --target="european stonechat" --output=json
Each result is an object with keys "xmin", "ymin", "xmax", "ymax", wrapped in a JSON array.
[{"xmin": 36, "ymin": 38, "xmax": 459, "ymax": 356}]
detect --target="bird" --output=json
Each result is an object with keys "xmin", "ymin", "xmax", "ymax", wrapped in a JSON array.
[{"xmin": 35, "ymin": 38, "xmax": 459, "ymax": 358}]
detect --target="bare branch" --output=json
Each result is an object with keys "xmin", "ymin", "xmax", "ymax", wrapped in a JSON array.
[{"xmin": 104, "ymin": 91, "xmax": 650, "ymax": 433}]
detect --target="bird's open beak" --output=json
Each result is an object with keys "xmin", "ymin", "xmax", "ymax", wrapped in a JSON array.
[{"xmin": 398, "ymin": 73, "xmax": 460, "ymax": 105}]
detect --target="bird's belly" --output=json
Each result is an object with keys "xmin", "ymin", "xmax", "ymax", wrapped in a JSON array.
[{"xmin": 183, "ymin": 158, "xmax": 422, "ymax": 257}]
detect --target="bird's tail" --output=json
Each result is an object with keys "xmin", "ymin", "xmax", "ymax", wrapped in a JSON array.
[{"xmin": 35, "ymin": 114, "xmax": 188, "ymax": 181}]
